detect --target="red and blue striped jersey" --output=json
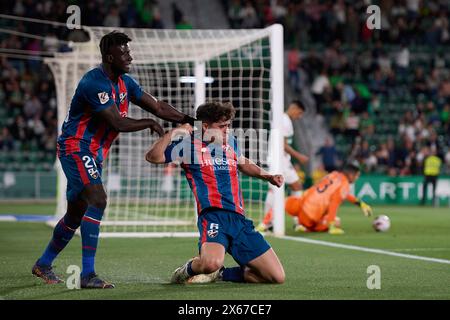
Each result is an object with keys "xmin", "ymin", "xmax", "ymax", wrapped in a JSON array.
[
  {"xmin": 57, "ymin": 66, "xmax": 143, "ymax": 163},
  {"xmin": 164, "ymin": 134, "xmax": 245, "ymax": 215}
]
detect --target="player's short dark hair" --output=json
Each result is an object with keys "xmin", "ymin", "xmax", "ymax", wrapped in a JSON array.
[
  {"xmin": 196, "ymin": 101, "xmax": 236, "ymax": 123},
  {"xmin": 290, "ymin": 100, "xmax": 305, "ymax": 111},
  {"xmin": 99, "ymin": 31, "xmax": 132, "ymax": 57},
  {"xmin": 343, "ymin": 160, "xmax": 361, "ymax": 174}
]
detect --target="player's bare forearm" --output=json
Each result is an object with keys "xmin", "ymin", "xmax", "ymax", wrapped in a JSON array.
[
  {"xmin": 116, "ymin": 117, "xmax": 162, "ymax": 133},
  {"xmin": 284, "ymin": 142, "xmax": 309, "ymax": 164},
  {"xmin": 238, "ymin": 157, "xmax": 283, "ymax": 187},
  {"xmin": 136, "ymin": 92, "xmax": 196, "ymax": 124},
  {"xmin": 99, "ymin": 104, "xmax": 164, "ymax": 135},
  {"xmin": 145, "ymin": 133, "xmax": 172, "ymax": 164},
  {"xmin": 145, "ymin": 124, "xmax": 193, "ymax": 164},
  {"xmin": 238, "ymin": 158, "xmax": 269, "ymax": 179},
  {"xmin": 346, "ymin": 194, "xmax": 359, "ymax": 205}
]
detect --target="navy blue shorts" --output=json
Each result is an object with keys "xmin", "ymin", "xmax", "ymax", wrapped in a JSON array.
[
  {"xmin": 59, "ymin": 153, "xmax": 103, "ymax": 202},
  {"xmin": 197, "ymin": 209, "xmax": 271, "ymax": 266}
]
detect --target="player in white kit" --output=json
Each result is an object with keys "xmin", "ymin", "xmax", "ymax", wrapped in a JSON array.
[{"xmin": 256, "ymin": 100, "xmax": 309, "ymax": 232}]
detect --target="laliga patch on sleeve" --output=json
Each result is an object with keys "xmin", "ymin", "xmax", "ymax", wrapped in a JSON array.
[{"xmin": 98, "ymin": 92, "xmax": 110, "ymax": 104}]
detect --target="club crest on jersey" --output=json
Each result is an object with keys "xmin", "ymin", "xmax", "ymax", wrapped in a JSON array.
[
  {"xmin": 207, "ymin": 223, "xmax": 219, "ymax": 238},
  {"xmin": 88, "ymin": 168, "xmax": 99, "ymax": 179},
  {"xmin": 98, "ymin": 92, "xmax": 109, "ymax": 104},
  {"xmin": 119, "ymin": 92, "xmax": 127, "ymax": 103}
]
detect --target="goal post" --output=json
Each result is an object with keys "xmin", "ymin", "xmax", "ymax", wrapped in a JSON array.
[{"xmin": 46, "ymin": 24, "xmax": 285, "ymax": 237}]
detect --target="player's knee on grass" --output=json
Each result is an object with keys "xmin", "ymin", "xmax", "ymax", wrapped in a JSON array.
[
  {"xmin": 250, "ymin": 266, "xmax": 285, "ymax": 284},
  {"xmin": 198, "ymin": 256, "xmax": 223, "ymax": 274},
  {"xmin": 267, "ymin": 267, "xmax": 285, "ymax": 284}
]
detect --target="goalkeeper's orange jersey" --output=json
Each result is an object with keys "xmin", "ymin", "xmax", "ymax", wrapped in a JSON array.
[{"xmin": 301, "ymin": 171, "xmax": 357, "ymax": 223}]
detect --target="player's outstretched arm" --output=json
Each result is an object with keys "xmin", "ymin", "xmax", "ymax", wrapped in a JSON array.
[
  {"xmin": 99, "ymin": 103, "xmax": 164, "ymax": 135},
  {"xmin": 134, "ymin": 92, "xmax": 196, "ymax": 125},
  {"xmin": 145, "ymin": 124, "xmax": 193, "ymax": 164},
  {"xmin": 347, "ymin": 195, "xmax": 373, "ymax": 217},
  {"xmin": 237, "ymin": 156, "xmax": 284, "ymax": 187}
]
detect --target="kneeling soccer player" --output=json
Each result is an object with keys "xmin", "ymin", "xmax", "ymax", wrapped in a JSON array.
[
  {"xmin": 285, "ymin": 161, "xmax": 373, "ymax": 235},
  {"xmin": 145, "ymin": 101, "xmax": 285, "ymax": 284}
]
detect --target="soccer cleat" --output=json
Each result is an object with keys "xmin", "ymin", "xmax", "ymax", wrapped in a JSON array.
[
  {"xmin": 171, "ymin": 258, "xmax": 194, "ymax": 284},
  {"xmin": 328, "ymin": 225, "xmax": 345, "ymax": 235},
  {"xmin": 80, "ymin": 273, "xmax": 115, "ymax": 289},
  {"xmin": 32, "ymin": 260, "xmax": 65, "ymax": 284},
  {"xmin": 255, "ymin": 222, "xmax": 273, "ymax": 233},
  {"xmin": 293, "ymin": 223, "xmax": 308, "ymax": 233},
  {"xmin": 186, "ymin": 267, "xmax": 223, "ymax": 284}
]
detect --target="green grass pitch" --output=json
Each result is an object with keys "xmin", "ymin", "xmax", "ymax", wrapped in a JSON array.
[{"xmin": 0, "ymin": 203, "xmax": 449, "ymax": 300}]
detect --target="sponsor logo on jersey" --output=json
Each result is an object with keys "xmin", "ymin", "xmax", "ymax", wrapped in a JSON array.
[
  {"xmin": 201, "ymin": 157, "xmax": 236, "ymax": 167},
  {"xmin": 98, "ymin": 92, "xmax": 109, "ymax": 104}
]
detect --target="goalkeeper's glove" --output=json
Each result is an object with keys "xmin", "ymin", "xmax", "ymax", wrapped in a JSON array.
[
  {"xmin": 357, "ymin": 200, "xmax": 373, "ymax": 217},
  {"xmin": 328, "ymin": 221, "xmax": 345, "ymax": 235}
]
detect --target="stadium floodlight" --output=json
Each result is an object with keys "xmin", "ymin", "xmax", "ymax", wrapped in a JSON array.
[{"xmin": 45, "ymin": 25, "xmax": 285, "ymax": 238}]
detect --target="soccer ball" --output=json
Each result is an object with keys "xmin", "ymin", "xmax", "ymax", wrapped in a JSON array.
[{"xmin": 372, "ymin": 215, "xmax": 391, "ymax": 232}]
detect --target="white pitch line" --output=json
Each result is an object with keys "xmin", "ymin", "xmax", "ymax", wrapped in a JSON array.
[
  {"xmin": 279, "ymin": 235, "xmax": 450, "ymax": 265},
  {"xmin": 0, "ymin": 216, "xmax": 15, "ymax": 221},
  {"xmin": 391, "ymin": 248, "xmax": 450, "ymax": 252}
]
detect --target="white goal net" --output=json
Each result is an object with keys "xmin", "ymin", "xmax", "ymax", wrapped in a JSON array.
[{"xmin": 46, "ymin": 25, "xmax": 285, "ymax": 237}]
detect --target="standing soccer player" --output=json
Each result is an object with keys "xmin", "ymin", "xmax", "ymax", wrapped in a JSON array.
[
  {"xmin": 256, "ymin": 100, "xmax": 309, "ymax": 232},
  {"xmin": 32, "ymin": 31, "xmax": 195, "ymax": 288},
  {"xmin": 146, "ymin": 101, "xmax": 285, "ymax": 284}
]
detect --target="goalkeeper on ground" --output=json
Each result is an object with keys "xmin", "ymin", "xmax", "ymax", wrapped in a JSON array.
[{"xmin": 283, "ymin": 161, "xmax": 373, "ymax": 235}]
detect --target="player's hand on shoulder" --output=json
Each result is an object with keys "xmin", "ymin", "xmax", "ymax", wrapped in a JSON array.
[
  {"xmin": 170, "ymin": 124, "xmax": 193, "ymax": 140},
  {"xmin": 182, "ymin": 114, "xmax": 197, "ymax": 126},
  {"xmin": 148, "ymin": 119, "xmax": 164, "ymax": 137},
  {"xmin": 269, "ymin": 174, "xmax": 284, "ymax": 187}
]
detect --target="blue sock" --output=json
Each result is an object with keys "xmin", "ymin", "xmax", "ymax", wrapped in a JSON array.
[
  {"xmin": 186, "ymin": 260, "xmax": 196, "ymax": 276},
  {"xmin": 222, "ymin": 267, "xmax": 245, "ymax": 282},
  {"xmin": 80, "ymin": 206, "xmax": 104, "ymax": 277},
  {"xmin": 38, "ymin": 215, "xmax": 79, "ymax": 267}
]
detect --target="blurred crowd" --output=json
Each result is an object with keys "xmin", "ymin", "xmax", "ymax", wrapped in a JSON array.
[
  {"xmin": 224, "ymin": 0, "xmax": 450, "ymax": 47},
  {"xmin": 1, "ymin": 0, "xmax": 449, "ymax": 176},
  {"xmin": 0, "ymin": 0, "xmax": 191, "ymax": 168},
  {"xmin": 224, "ymin": 0, "xmax": 450, "ymax": 175},
  {"xmin": 0, "ymin": 56, "xmax": 57, "ymax": 154},
  {"xmin": 0, "ymin": 0, "xmax": 167, "ymax": 30}
]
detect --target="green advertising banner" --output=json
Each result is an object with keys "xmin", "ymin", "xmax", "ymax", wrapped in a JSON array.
[
  {"xmin": 1, "ymin": 171, "xmax": 449, "ymax": 206},
  {"xmin": 352, "ymin": 175, "xmax": 450, "ymax": 206}
]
